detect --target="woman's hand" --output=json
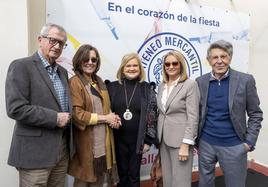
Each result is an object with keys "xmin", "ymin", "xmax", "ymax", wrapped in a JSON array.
[
  {"xmin": 110, "ymin": 114, "xmax": 121, "ymax": 129},
  {"xmin": 142, "ymin": 144, "xmax": 151, "ymax": 153},
  {"xmin": 106, "ymin": 113, "xmax": 121, "ymax": 129},
  {"xmin": 98, "ymin": 113, "xmax": 121, "ymax": 128},
  {"xmin": 178, "ymin": 143, "xmax": 189, "ymax": 161}
]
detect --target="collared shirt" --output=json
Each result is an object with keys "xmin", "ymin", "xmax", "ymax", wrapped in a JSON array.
[
  {"xmin": 161, "ymin": 76, "xmax": 181, "ymax": 111},
  {"xmin": 38, "ymin": 51, "xmax": 69, "ymax": 112},
  {"xmin": 210, "ymin": 69, "xmax": 230, "ymax": 85},
  {"xmin": 161, "ymin": 77, "xmax": 194, "ymax": 145}
]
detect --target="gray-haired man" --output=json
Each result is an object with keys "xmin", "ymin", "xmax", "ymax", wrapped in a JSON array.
[
  {"xmin": 5, "ymin": 23, "xmax": 74, "ymax": 187},
  {"xmin": 196, "ymin": 40, "xmax": 263, "ymax": 187}
]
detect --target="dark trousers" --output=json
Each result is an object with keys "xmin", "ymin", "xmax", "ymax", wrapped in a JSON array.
[{"xmin": 115, "ymin": 140, "xmax": 142, "ymax": 187}]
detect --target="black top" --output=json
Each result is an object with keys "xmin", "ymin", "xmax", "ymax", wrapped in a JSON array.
[
  {"xmin": 111, "ymin": 78, "xmax": 141, "ymax": 144},
  {"xmin": 107, "ymin": 79, "xmax": 158, "ymax": 153}
]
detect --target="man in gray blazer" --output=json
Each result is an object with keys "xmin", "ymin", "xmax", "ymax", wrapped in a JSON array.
[
  {"xmin": 196, "ymin": 40, "xmax": 263, "ymax": 187},
  {"xmin": 5, "ymin": 23, "xmax": 74, "ymax": 187}
]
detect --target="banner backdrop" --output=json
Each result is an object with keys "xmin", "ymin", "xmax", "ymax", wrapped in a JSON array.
[{"xmin": 47, "ymin": 0, "xmax": 250, "ymax": 181}]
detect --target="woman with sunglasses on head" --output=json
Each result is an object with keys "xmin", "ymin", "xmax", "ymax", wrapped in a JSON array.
[
  {"xmin": 68, "ymin": 44, "xmax": 120, "ymax": 187},
  {"xmin": 106, "ymin": 53, "xmax": 158, "ymax": 187},
  {"xmin": 157, "ymin": 50, "xmax": 200, "ymax": 187}
]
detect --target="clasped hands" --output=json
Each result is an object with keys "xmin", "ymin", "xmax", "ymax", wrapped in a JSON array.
[{"xmin": 105, "ymin": 113, "xmax": 121, "ymax": 129}]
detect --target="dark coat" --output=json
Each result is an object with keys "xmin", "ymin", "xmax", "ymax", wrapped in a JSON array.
[{"xmin": 107, "ymin": 80, "xmax": 158, "ymax": 154}]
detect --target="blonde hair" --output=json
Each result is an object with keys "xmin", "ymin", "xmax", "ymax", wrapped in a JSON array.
[
  {"xmin": 162, "ymin": 50, "xmax": 188, "ymax": 83},
  {"xmin": 116, "ymin": 53, "xmax": 146, "ymax": 84}
]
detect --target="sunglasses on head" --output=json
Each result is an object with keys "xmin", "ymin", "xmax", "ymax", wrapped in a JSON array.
[
  {"xmin": 164, "ymin": 61, "xmax": 179, "ymax": 67},
  {"xmin": 84, "ymin": 57, "xmax": 98, "ymax": 63}
]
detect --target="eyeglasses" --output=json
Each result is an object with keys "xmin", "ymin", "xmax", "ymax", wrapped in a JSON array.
[
  {"xmin": 164, "ymin": 61, "xmax": 179, "ymax": 67},
  {"xmin": 42, "ymin": 36, "xmax": 67, "ymax": 49},
  {"xmin": 83, "ymin": 57, "xmax": 98, "ymax": 64}
]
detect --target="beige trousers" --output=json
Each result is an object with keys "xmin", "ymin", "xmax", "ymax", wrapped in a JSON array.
[
  {"xmin": 73, "ymin": 175, "xmax": 109, "ymax": 187},
  {"xmin": 19, "ymin": 138, "xmax": 69, "ymax": 187},
  {"xmin": 160, "ymin": 141, "xmax": 193, "ymax": 187}
]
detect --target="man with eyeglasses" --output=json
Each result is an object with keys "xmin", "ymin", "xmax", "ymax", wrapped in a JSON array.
[
  {"xmin": 5, "ymin": 23, "xmax": 74, "ymax": 187},
  {"xmin": 196, "ymin": 40, "xmax": 263, "ymax": 187}
]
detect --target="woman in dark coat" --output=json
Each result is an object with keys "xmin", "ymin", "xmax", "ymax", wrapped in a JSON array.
[{"xmin": 107, "ymin": 53, "xmax": 158, "ymax": 187}]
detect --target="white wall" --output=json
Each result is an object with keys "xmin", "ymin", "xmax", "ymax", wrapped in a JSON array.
[
  {"xmin": 244, "ymin": 1, "xmax": 268, "ymax": 165},
  {"xmin": 1, "ymin": 0, "xmax": 267, "ymax": 186},
  {"xmin": 0, "ymin": 0, "xmax": 28, "ymax": 186}
]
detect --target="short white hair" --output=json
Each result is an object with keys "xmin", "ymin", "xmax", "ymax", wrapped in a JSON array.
[{"xmin": 40, "ymin": 23, "xmax": 67, "ymax": 41}]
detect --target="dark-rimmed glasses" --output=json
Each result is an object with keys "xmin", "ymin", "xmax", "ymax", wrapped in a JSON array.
[
  {"xmin": 164, "ymin": 61, "xmax": 179, "ymax": 67},
  {"xmin": 42, "ymin": 36, "xmax": 67, "ymax": 49}
]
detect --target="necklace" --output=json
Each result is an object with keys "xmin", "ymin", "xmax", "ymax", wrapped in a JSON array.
[
  {"xmin": 123, "ymin": 80, "xmax": 138, "ymax": 120},
  {"xmin": 89, "ymin": 80, "xmax": 97, "ymax": 88}
]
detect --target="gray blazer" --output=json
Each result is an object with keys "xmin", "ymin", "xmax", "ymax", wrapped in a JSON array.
[
  {"xmin": 196, "ymin": 68, "xmax": 263, "ymax": 147},
  {"xmin": 157, "ymin": 79, "xmax": 200, "ymax": 148},
  {"xmin": 5, "ymin": 52, "xmax": 74, "ymax": 169}
]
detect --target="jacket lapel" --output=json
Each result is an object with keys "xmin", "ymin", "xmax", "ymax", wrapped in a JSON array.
[
  {"xmin": 165, "ymin": 82, "xmax": 184, "ymax": 112},
  {"xmin": 140, "ymin": 83, "xmax": 146, "ymax": 123},
  {"xmin": 33, "ymin": 53, "xmax": 61, "ymax": 108},
  {"xmin": 201, "ymin": 74, "xmax": 210, "ymax": 114},
  {"xmin": 157, "ymin": 83, "xmax": 165, "ymax": 114},
  {"xmin": 228, "ymin": 69, "xmax": 239, "ymax": 112}
]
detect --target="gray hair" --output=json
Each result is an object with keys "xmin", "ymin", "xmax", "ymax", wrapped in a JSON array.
[
  {"xmin": 40, "ymin": 23, "xmax": 67, "ymax": 41},
  {"xmin": 207, "ymin": 40, "xmax": 233, "ymax": 60}
]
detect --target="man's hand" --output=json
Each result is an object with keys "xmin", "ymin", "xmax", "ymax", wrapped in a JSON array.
[
  {"xmin": 57, "ymin": 112, "xmax": 71, "ymax": 128},
  {"xmin": 243, "ymin": 143, "xmax": 251, "ymax": 152}
]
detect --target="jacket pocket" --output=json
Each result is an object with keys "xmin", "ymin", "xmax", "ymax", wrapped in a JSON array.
[{"xmin": 15, "ymin": 126, "xmax": 42, "ymax": 137}]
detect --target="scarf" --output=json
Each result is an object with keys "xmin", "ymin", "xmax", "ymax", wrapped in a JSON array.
[{"xmin": 76, "ymin": 72, "xmax": 119, "ymax": 183}]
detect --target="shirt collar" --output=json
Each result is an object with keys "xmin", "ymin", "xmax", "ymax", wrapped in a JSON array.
[
  {"xmin": 210, "ymin": 69, "xmax": 229, "ymax": 81},
  {"xmin": 37, "ymin": 50, "xmax": 58, "ymax": 71},
  {"xmin": 164, "ymin": 76, "xmax": 181, "ymax": 87}
]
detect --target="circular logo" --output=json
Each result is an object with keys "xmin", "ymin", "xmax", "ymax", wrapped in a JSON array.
[{"xmin": 137, "ymin": 32, "xmax": 202, "ymax": 86}]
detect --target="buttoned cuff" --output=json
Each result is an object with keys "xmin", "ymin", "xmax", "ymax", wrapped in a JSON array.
[
  {"xmin": 182, "ymin": 138, "xmax": 195, "ymax": 145},
  {"xmin": 89, "ymin": 113, "xmax": 98, "ymax": 125}
]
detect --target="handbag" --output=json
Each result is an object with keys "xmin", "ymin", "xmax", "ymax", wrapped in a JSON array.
[{"xmin": 150, "ymin": 154, "xmax": 163, "ymax": 187}]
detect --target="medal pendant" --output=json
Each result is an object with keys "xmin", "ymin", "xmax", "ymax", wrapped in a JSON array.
[{"xmin": 123, "ymin": 109, "xmax": 133, "ymax": 120}]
